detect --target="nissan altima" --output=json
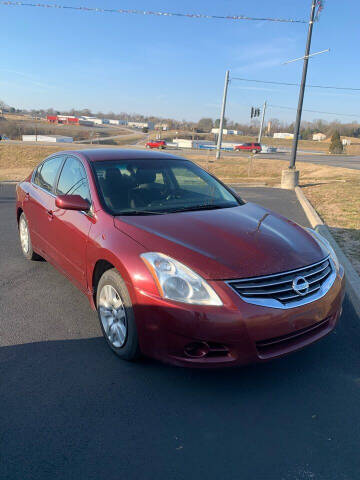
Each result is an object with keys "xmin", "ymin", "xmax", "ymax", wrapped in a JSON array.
[{"xmin": 16, "ymin": 149, "xmax": 345, "ymax": 367}]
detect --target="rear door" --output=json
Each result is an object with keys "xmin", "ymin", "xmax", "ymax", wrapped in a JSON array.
[
  {"xmin": 50, "ymin": 156, "xmax": 94, "ymax": 291},
  {"xmin": 26, "ymin": 155, "xmax": 65, "ymax": 256}
]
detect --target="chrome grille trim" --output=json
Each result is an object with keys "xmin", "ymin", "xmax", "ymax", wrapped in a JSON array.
[{"xmin": 226, "ymin": 256, "xmax": 336, "ymax": 310}]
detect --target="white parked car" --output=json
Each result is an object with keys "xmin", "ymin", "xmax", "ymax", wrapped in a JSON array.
[{"xmin": 260, "ymin": 145, "xmax": 277, "ymax": 153}]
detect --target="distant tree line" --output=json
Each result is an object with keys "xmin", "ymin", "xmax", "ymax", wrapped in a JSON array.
[{"xmin": 1, "ymin": 98, "xmax": 359, "ymax": 140}]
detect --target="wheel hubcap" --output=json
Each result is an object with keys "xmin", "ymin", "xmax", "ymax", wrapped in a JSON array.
[
  {"xmin": 19, "ymin": 218, "xmax": 29, "ymax": 254},
  {"xmin": 98, "ymin": 285, "xmax": 127, "ymax": 348}
]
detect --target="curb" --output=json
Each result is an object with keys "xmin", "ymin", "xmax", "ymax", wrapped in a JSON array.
[{"xmin": 295, "ymin": 186, "xmax": 360, "ymax": 318}]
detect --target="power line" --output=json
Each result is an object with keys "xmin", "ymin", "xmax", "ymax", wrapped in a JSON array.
[
  {"xmin": 269, "ymin": 104, "xmax": 360, "ymax": 118},
  {"xmin": 231, "ymin": 77, "xmax": 360, "ymax": 92},
  {"xmin": 0, "ymin": 2, "xmax": 308, "ymax": 23},
  {"xmin": 236, "ymin": 102, "xmax": 359, "ymax": 119}
]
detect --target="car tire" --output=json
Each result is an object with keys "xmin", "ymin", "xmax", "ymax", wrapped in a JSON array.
[
  {"xmin": 96, "ymin": 269, "xmax": 140, "ymax": 361},
  {"xmin": 18, "ymin": 212, "xmax": 42, "ymax": 261},
  {"xmin": 252, "ymin": 149, "xmax": 257, "ymax": 154}
]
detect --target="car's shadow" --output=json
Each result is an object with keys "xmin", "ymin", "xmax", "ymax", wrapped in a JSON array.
[{"xmin": 1, "ymin": 297, "xmax": 359, "ymax": 480}]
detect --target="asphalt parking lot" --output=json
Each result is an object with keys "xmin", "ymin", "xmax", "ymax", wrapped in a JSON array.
[{"xmin": 1, "ymin": 183, "xmax": 359, "ymax": 480}]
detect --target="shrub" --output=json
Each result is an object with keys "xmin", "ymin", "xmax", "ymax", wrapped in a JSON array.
[{"xmin": 329, "ymin": 131, "xmax": 343, "ymax": 154}]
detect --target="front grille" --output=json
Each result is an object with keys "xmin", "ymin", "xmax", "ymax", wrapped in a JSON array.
[{"xmin": 227, "ymin": 257, "xmax": 335, "ymax": 309}]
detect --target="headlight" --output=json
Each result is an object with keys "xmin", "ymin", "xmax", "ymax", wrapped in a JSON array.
[
  {"xmin": 141, "ymin": 252, "xmax": 223, "ymax": 306},
  {"xmin": 306, "ymin": 228, "xmax": 340, "ymax": 270}
]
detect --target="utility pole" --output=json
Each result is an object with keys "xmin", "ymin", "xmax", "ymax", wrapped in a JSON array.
[
  {"xmin": 34, "ymin": 115, "xmax": 38, "ymax": 142},
  {"xmin": 289, "ymin": 0, "xmax": 317, "ymax": 171},
  {"xmin": 216, "ymin": 69, "xmax": 230, "ymax": 160},
  {"xmin": 257, "ymin": 101, "xmax": 267, "ymax": 144}
]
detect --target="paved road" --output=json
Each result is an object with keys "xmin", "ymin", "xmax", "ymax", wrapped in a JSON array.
[
  {"xmin": 257, "ymin": 152, "xmax": 360, "ymax": 170},
  {"xmin": 1, "ymin": 184, "xmax": 359, "ymax": 480}
]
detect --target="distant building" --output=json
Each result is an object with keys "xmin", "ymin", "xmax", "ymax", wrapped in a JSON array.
[
  {"xmin": 313, "ymin": 133, "xmax": 326, "ymax": 141},
  {"xmin": 79, "ymin": 119, "xmax": 94, "ymax": 127},
  {"xmin": 47, "ymin": 115, "xmax": 58, "ymax": 124},
  {"xmin": 342, "ymin": 138, "xmax": 351, "ymax": 146},
  {"xmin": 211, "ymin": 128, "xmax": 242, "ymax": 135},
  {"xmin": 47, "ymin": 115, "xmax": 79, "ymax": 125},
  {"xmin": 155, "ymin": 123, "xmax": 169, "ymax": 131},
  {"xmin": 109, "ymin": 119, "xmax": 128, "ymax": 126},
  {"xmin": 22, "ymin": 135, "xmax": 73, "ymax": 143},
  {"xmin": 79, "ymin": 116, "xmax": 104, "ymax": 125},
  {"xmin": 128, "ymin": 121, "xmax": 155, "ymax": 130},
  {"xmin": 80, "ymin": 116, "xmax": 96, "ymax": 121},
  {"xmin": 273, "ymin": 132, "xmax": 294, "ymax": 140}
]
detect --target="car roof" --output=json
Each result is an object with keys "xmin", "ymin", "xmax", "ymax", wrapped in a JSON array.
[{"xmin": 53, "ymin": 148, "xmax": 188, "ymax": 163}]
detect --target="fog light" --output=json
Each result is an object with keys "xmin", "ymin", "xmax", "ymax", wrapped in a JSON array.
[{"xmin": 184, "ymin": 342, "xmax": 210, "ymax": 358}]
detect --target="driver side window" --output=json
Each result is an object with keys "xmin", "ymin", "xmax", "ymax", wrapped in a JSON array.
[{"xmin": 56, "ymin": 157, "xmax": 91, "ymax": 204}]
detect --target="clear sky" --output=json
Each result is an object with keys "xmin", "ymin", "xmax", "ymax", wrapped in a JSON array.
[{"xmin": 0, "ymin": 0, "xmax": 358, "ymax": 124}]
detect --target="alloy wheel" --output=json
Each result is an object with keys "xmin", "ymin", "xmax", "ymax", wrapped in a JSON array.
[
  {"xmin": 98, "ymin": 284, "xmax": 128, "ymax": 348},
  {"xmin": 19, "ymin": 217, "xmax": 30, "ymax": 254}
]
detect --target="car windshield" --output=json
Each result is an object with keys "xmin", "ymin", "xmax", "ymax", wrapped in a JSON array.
[{"xmin": 92, "ymin": 158, "xmax": 242, "ymax": 215}]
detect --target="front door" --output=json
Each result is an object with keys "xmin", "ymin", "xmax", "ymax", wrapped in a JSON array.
[{"xmin": 50, "ymin": 156, "xmax": 94, "ymax": 292}]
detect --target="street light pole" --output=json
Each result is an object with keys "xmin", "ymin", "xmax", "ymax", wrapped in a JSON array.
[
  {"xmin": 289, "ymin": 0, "xmax": 317, "ymax": 170},
  {"xmin": 257, "ymin": 101, "xmax": 267, "ymax": 144},
  {"xmin": 216, "ymin": 69, "xmax": 230, "ymax": 160}
]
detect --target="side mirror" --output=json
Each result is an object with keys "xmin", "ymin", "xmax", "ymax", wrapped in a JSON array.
[{"xmin": 55, "ymin": 195, "xmax": 90, "ymax": 211}]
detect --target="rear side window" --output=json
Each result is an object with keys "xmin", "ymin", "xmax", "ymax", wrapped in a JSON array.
[
  {"xmin": 56, "ymin": 157, "xmax": 91, "ymax": 203},
  {"xmin": 34, "ymin": 156, "xmax": 64, "ymax": 192}
]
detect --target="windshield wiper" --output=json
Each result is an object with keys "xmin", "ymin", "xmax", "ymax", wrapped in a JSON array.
[
  {"xmin": 167, "ymin": 204, "xmax": 234, "ymax": 213},
  {"xmin": 116, "ymin": 204, "xmax": 237, "ymax": 216}
]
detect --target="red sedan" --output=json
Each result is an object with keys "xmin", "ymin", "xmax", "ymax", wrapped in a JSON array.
[
  {"xmin": 16, "ymin": 149, "xmax": 345, "ymax": 367},
  {"xmin": 146, "ymin": 140, "xmax": 166, "ymax": 149}
]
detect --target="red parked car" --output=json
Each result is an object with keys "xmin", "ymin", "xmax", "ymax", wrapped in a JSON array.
[
  {"xmin": 16, "ymin": 149, "xmax": 345, "ymax": 367},
  {"xmin": 146, "ymin": 140, "xmax": 166, "ymax": 149},
  {"xmin": 234, "ymin": 142, "xmax": 262, "ymax": 153}
]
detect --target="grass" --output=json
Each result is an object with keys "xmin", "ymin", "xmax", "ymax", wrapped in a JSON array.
[
  {"xmin": 303, "ymin": 182, "xmax": 360, "ymax": 275},
  {"xmin": 1, "ymin": 143, "xmax": 359, "ymax": 273},
  {"xmin": 0, "ymin": 141, "xmax": 142, "ymax": 180}
]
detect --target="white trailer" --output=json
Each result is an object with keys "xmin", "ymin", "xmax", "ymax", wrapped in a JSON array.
[
  {"xmin": 173, "ymin": 139, "xmax": 215, "ymax": 149},
  {"xmin": 22, "ymin": 135, "xmax": 73, "ymax": 143},
  {"xmin": 273, "ymin": 133, "xmax": 294, "ymax": 139}
]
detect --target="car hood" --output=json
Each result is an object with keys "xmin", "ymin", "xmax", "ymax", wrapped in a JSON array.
[{"xmin": 114, "ymin": 203, "xmax": 328, "ymax": 280}]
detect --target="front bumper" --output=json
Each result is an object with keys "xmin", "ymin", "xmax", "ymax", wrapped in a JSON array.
[{"xmin": 133, "ymin": 266, "xmax": 345, "ymax": 368}]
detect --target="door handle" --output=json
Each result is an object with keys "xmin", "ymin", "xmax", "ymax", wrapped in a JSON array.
[
  {"xmin": 47, "ymin": 210, "xmax": 54, "ymax": 218},
  {"xmin": 24, "ymin": 192, "xmax": 30, "ymax": 201}
]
